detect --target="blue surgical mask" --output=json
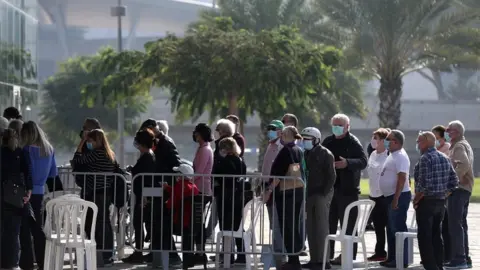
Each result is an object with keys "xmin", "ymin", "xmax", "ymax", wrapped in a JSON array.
[
  {"xmin": 332, "ymin": 125, "xmax": 344, "ymax": 136},
  {"xmin": 435, "ymin": 140, "xmax": 440, "ymax": 148},
  {"xmin": 86, "ymin": 142, "xmax": 94, "ymax": 150},
  {"xmin": 267, "ymin": 130, "xmax": 278, "ymax": 140},
  {"xmin": 444, "ymin": 133, "xmax": 451, "ymax": 142},
  {"xmin": 383, "ymin": 140, "xmax": 390, "ymax": 149},
  {"xmin": 303, "ymin": 140, "xmax": 314, "ymax": 150}
]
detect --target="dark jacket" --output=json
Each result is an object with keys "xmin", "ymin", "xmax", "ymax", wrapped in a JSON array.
[
  {"xmin": 304, "ymin": 144, "xmax": 336, "ymax": 197},
  {"xmin": 153, "ymin": 133, "xmax": 181, "ymax": 185},
  {"xmin": 322, "ymin": 132, "xmax": 367, "ymax": 195},
  {"xmin": 367, "ymin": 143, "xmax": 375, "ymax": 158},
  {"xmin": 132, "ymin": 151, "xmax": 156, "ymax": 200},
  {"xmin": 233, "ymin": 133, "xmax": 246, "ymax": 157},
  {"xmin": 212, "ymin": 154, "xmax": 246, "ymax": 196},
  {"xmin": 1, "ymin": 146, "xmax": 33, "ymax": 192}
]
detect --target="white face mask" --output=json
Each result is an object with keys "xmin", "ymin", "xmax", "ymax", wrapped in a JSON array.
[
  {"xmin": 220, "ymin": 150, "xmax": 227, "ymax": 158},
  {"xmin": 370, "ymin": 138, "xmax": 378, "ymax": 149}
]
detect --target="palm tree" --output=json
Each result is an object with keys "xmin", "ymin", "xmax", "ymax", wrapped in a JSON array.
[{"xmin": 313, "ymin": 0, "xmax": 475, "ymax": 128}]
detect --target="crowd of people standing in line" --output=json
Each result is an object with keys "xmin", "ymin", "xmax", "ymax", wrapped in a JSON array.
[{"xmin": 0, "ymin": 105, "xmax": 474, "ymax": 270}]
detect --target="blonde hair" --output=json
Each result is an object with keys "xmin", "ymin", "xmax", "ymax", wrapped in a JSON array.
[
  {"xmin": 282, "ymin": 126, "xmax": 302, "ymax": 141},
  {"xmin": 219, "ymin": 137, "xmax": 241, "ymax": 156},
  {"xmin": 87, "ymin": 129, "xmax": 115, "ymax": 161},
  {"xmin": 216, "ymin": 118, "xmax": 235, "ymax": 137},
  {"xmin": 21, "ymin": 121, "xmax": 54, "ymax": 156}
]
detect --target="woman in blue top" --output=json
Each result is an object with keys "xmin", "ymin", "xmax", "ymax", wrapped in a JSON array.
[{"xmin": 19, "ymin": 121, "xmax": 57, "ymax": 270}]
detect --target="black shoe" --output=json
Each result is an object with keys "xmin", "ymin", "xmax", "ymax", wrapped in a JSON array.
[
  {"xmin": 367, "ymin": 253, "xmax": 387, "ymax": 262},
  {"xmin": 380, "ymin": 260, "xmax": 408, "ymax": 268},
  {"xmin": 143, "ymin": 253, "xmax": 153, "ymax": 263},
  {"xmin": 122, "ymin": 252, "xmax": 144, "ymax": 264},
  {"xmin": 330, "ymin": 256, "xmax": 342, "ymax": 265},
  {"xmin": 234, "ymin": 256, "xmax": 247, "ymax": 265},
  {"xmin": 302, "ymin": 262, "xmax": 330, "ymax": 269}
]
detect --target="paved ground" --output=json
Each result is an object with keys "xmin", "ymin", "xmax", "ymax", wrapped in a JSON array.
[{"xmin": 74, "ymin": 203, "xmax": 480, "ymax": 269}]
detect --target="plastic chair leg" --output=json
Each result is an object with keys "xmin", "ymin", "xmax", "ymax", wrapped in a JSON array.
[
  {"xmin": 54, "ymin": 245, "xmax": 65, "ymax": 270},
  {"xmin": 361, "ymin": 238, "xmax": 368, "ymax": 270},
  {"xmin": 243, "ymin": 235, "xmax": 252, "ymax": 270},
  {"xmin": 340, "ymin": 238, "xmax": 354, "ymax": 270},
  {"xmin": 215, "ymin": 233, "xmax": 222, "ymax": 270},
  {"xmin": 76, "ymin": 248, "xmax": 85, "ymax": 270},
  {"xmin": 44, "ymin": 240, "xmax": 53, "ymax": 270},
  {"xmin": 395, "ymin": 234, "xmax": 405, "ymax": 270},
  {"xmin": 68, "ymin": 247, "xmax": 74, "ymax": 269},
  {"xmin": 223, "ymin": 236, "xmax": 232, "ymax": 268},
  {"xmin": 86, "ymin": 246, "xmax": 97, "ymax": 270}
]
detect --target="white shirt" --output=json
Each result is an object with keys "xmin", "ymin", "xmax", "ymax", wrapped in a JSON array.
[
  {"xmin": 379, "ymin": 148, "xmax": 411, "ymax": 197},
  {"xmin": 367, "ymin": 150, "xmax": 389, "ymax": 198}
]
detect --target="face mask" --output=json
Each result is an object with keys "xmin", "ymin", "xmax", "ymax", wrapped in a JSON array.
[
  {"xmin": 370, "ymin": 138, "xmax": 378, "ymax": 149},
  {"xmin": 332, "ymin": 125, "xmax": 344, "ymax": 136},
  {"xmin": 86, "ymin": 142, "xmax": 94, "ymax": 150},
  {"xmin": 219, "ymin": 150, "xmax": 227, "ymax": 158},
  {"xmin": 383, "ymin": 140, "xmax": 390, "ymax": 150},
  {"xmin": 435, "ymin": 140, "xmax": 440, "ymax": 148},
  {"xmin": 303, "ymin": 140, "xmax": 314, "ymax": 150},
  {"xmin": 416, "ymin": 143, "xmax": 421, "ymax": 154},
  {"xmin": 444, "ymin": 133, "xmax": 451, "ymax": 142},
  {"xmin": 267, "ymin": 130, "xmax": 277, "ymax": 140}
]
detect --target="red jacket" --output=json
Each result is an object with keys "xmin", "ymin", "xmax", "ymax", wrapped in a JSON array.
[{"xmin": 164, "ymin": 178, "xmax": 200, "ymax": 228}]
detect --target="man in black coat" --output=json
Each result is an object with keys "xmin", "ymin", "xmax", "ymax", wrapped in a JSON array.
[{"xmin": 322, "ymin": 114, "xmax": 368, "ymax": 265}]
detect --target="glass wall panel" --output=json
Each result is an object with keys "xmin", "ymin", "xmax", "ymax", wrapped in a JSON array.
[{"xmin": 0, "ymin": 0, "xmax": 38, "ymax": 120}]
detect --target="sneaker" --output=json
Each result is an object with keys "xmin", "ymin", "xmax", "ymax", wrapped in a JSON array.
[
  {"xmin": 368, "ymin": 253, "xmax": 387, "ymax": 262},
  {"xmin": 122, "ymin": 252, "xmax": 145, "ymax": 264},
  {"xmin": 444, "ymin": 261, "xmax": 468, "ymax": 269}
]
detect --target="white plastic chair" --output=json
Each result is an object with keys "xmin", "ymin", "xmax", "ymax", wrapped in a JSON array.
[
  {"xmin": 322, "ymin": 199, "xmax": 375, "ymax": 270},
  {"xmin": 215, "ymin": 197, "xmax": 263, "ymax": 270},
  {"xmin": 44, "ymin": 195, "xmax": 84, "ymax": 270},
  {"xmin": 44, "ymin": 199, "xmax": 99, "ymax": 270},
  {"xmin": 395, "ymin": 210, "xmax": 417, "ymax": 269}
]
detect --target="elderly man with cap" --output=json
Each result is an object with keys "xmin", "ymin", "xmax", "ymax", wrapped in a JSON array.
[
  {"xmin": 261, "ymin": 120, "xmax": 287, "ymax": 263},
  {"xmin": 414, "ymin": 131, "xmax": 458, "ymax": 270},
  {"xmin": 301, "ymin": 127, "xmax": 336, "ymax": 269}
]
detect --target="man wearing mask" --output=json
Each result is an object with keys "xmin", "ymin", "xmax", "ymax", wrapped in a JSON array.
[
  {"xmin": 261, "ymin": 120, "xmax": 286, "ymax": 263},
  {"xmin": 322, "ymin": 113, "xmax": 367, "ymax": 265},
  {"xmin": 301, "ymin": 127, "xmax": 336, "ymax": 269}
]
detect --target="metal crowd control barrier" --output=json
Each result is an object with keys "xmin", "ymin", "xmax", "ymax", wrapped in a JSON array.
[
  {"xmin": 48, "ymin": 171, "xmax": 129, "ymax": 265},
  {"xmin": 129, "ymin": 173, "xmax": 306, "ymax": 269}
]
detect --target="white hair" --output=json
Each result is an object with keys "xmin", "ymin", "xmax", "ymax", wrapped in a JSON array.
[
  {"xmin": 0, "ymin": 116, "xmax": 8, "ymax": 131},
  {"xmin": 331, "ymin": 113, "xmax": 350, "ymax": 126},
  {"xmin": 216, "ymin": 118, "xmax": 235, "ymax": 137},
  {"xmin": 156, "ymin": 120, "xmax": 169, "ymax": 136},
  {"xmin": 448, "ymin": 120, "xmax": 465, "ymax": 136}
]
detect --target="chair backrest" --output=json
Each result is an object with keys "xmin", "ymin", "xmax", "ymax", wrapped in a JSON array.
[
  {"xmin": 51, "ymin": 199, "xmax": 98, "ymax": 244},
  {"xmin": 240, "ymin": 197, "xmax": 263, "ymax": 233},
  {"xmin": 340, "ymin": 199, "xmax": 375, "ymax": 238},
  {"xmin": 44, "ymin": 195, "xmax": 83, "ymax": 236}
]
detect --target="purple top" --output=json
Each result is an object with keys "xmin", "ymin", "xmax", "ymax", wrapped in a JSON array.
[{"xmin": 193, "ymin": 142, "xmax": 213, "ymax": 195}]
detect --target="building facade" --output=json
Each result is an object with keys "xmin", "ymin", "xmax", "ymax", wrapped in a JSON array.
[{"xmin": 0, "ymin": 0, "xmax": 38, "ymax": 120}]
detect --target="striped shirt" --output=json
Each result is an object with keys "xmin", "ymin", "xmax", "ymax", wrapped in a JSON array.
[
  {"xmin": 414, "ymin": 147, "xmax": 458, "ymax": 197},
  {"xmin": 72, "ymin": 148, "xmax": 116, "ymax": 192}
]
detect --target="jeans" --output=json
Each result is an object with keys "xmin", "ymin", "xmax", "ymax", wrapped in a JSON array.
[
  {"xmin": 267, "ymin": 203, "xmax": 286, "ymax": 254},
  {"xmin": 447, "ymin": 188, "xmax": 470, "ymax": 263},
  {"xmin": 370, "ymin": 196, "xmax": 387, "ymax": 256},
  {"xmin": 19, "ymin": 194, "xmax": 47, "ymax": 270},
  {"xmin": 416, "ymin": 198, "xmax": 445, "ymax": 270},
  {"xmin": 1, "ymin": 206, "xmax": 22, "ymax": 268},
  {"xmin": 441, "ymin": 205, "xmax": 450, "ymax": 262},
  {"xmin": 275, "ymin": 188, "xmax": 305, "ymax": 265},
  {"xmin": 84, "ymin": 192, "xmax": 114, "ymax": 260},
  {"xmin": 385, "ymin": 191, "xmax": 411, "ymax": 264},
  {"xmin": 328, "ymin": 191, "xmax": 359, "ymax": 259}
]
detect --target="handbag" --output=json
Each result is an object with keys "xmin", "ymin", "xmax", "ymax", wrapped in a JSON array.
[{"xmin": 3, "ymin": 173, "xmax": 26, "ymax": 209}]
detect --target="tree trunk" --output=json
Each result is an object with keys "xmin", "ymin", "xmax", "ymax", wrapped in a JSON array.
[
  {"xmin": 431, "ymin": 70, "xmax": 448, "ymax": 100},
  {"xmin": 228, "ymin": 92, "xmax": 244, "ymax": 133},
  {"xmin": 377, "ymin": 75, "xmax": 403, "ymax": 129}
]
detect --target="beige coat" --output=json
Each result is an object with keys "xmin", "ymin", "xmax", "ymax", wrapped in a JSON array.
[{"xmin": 449, "ymin": 138, "xmax": 474, "ymax": 192}]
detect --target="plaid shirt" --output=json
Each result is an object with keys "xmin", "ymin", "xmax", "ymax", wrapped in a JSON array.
[{"xmin": 414, "ymin": 148, "xmax": 458, "ymax": 197}]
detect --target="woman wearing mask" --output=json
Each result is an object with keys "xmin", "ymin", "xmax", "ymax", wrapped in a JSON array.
[
  {"xmin": 1, "ymin": 129, "xmax": 32, "ymax": 270},
  {"xmin": 263, "ymin": 126, "xmax": 305, "ymax": 270},
  {"xmin": 212, "ymin": 137, "xmax": 247, "ymax": 264},
  {"xmin": 122, "ymin": 129, "xmax": 156, "ymax": 264},
  {"xmin": 366, "ymin": 128, "xmax": 390, "ymax": 262},
  {"xmin": 191, "ymin": 123, "xmax": 214, "ymax": 263},
  {"xmin": 71, "ymin": 129, "xmax": 116, "ymax": 266},
  {"xmin": 19, "ymin": 121, "xmax": 56, "ymax": 270},
  {"xmin": 432, "ymin": 125, "xmax": 450, "ymax": 155}
]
